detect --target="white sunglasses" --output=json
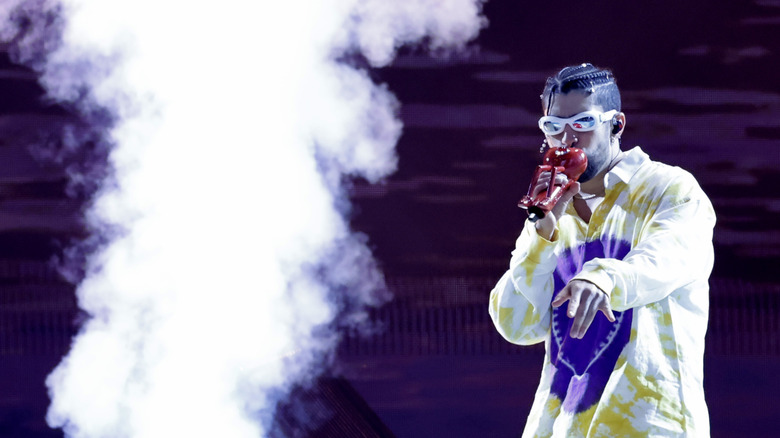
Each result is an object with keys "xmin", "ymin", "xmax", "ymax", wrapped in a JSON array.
[{"xmin": 538, "ymin": 110, "xmax": 618, "ymax": 135}]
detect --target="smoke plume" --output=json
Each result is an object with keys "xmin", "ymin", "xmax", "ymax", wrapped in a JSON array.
[{"xmin": 0, "ymin": 0, "xmax": 486, "ymax": 436}]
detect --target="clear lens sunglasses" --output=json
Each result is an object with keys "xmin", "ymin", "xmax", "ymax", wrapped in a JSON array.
[{"xmin": 538, "ymin": 110, "xmax": 618, "ymax": 135}]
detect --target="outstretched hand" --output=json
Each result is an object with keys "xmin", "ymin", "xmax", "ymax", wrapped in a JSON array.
[{"xmin": 552, "ymin": 279, "xmax": 616, "ymax": 339}]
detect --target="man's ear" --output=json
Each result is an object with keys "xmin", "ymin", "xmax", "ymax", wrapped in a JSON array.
[{"xmin": 611, "ymin": 112, "xmax": 626, "ymax": 136}]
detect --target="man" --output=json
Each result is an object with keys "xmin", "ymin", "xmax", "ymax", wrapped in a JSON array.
[{"xmin": 488, "ymin": 63, "xmax": 715, "ymax": 437}]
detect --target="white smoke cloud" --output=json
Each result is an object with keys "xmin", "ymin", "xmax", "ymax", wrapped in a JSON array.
[{"xmin": 1, "ymin": 0, "xmax": 486, "ymax": 436}]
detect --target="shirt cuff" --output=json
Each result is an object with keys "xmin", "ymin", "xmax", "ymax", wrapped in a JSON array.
[
  {"xmin": 519, "ymin": 220, "xmax": 559, "ymax": 264},
  {"xmin": 572, "ymin": 263, "xmax": 615, "ymax": 298}
]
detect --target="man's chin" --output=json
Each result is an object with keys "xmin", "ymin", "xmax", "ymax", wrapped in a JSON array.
[{"xmin": 578, "ymin": 166, "xmax": 598, "ymax": 183}]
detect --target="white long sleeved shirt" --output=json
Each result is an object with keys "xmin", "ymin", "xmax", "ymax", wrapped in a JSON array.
[{"xmin": 489, "ymin": 147, "xmax": 716, "ymax": 437}]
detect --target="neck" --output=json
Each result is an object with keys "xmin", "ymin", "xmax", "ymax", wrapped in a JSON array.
[
  {"xmin": 577, "ymin": 181, "xmax": 605, "ymax": 198},
  {"xmin": 579, "ymin": 146, "xmax": 624, "ymax": 197}
]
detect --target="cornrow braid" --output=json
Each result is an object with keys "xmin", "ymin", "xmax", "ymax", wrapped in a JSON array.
[{"xmin": 541, "ymin": 63, "xmax": 621, "ymax": 114}]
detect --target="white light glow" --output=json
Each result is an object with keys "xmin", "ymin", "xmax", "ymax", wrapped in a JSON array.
[{"xmin": 1, "ymin": 0, "xmax": 486, "ymax": 436}]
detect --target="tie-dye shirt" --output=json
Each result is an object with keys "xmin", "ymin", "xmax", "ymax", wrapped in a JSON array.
[{"xmin": 489, "ymin": 147, "xmax": 715, "ymax": 437}]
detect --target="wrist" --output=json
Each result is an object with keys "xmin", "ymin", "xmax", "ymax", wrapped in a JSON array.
[{"xmin": 534, "ymin": 218, "xmax": 556, "ymax": 241}]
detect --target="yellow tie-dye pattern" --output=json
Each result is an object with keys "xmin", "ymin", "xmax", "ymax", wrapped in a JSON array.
[
  {"xmin": 657, "ymin": 305, "xmax": 673, "ymax": 327},
  {"xmin": 490, "ymin": 147, "xmax": 713, "ymax": 437},
  {"xmin": 496, "ymin": 305, "xmax": 543, "ymax": 341},
  {"xmin": 528, "ymin": 396, "xmax": 561, "ymax": 438},
  {"xmin": 497, "ymin": 306, "xmax": 515, "ymax": 335},
  {"xmin": 520, "ymin": 228, "xmax": 558, "ymax": 288},
  {"xmin": 588, "ymin": 363, "xmax": 686, "ymax": 437},
  {"xmin": 659, "ymin": 334, "xmax": 678, "ymax": 359},
  {"xmin": 522, "ymin": 264, "xmax": 537, "ymax": 289},
  {"xmin": 586, "ymin": 189, "xmax": 619, "ymax": 239},
  {"xmin": 570, "ymin": 403, "xmax": 599, "ymax": 437},
  {"xmin": 520, "ymin": 304, "xmax": 541, "ymax": 327}
]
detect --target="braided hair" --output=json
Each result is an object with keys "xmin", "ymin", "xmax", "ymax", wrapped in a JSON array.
[{"xmin": 541, "ymin": 63, "xmax": 621, "ymax": 114}]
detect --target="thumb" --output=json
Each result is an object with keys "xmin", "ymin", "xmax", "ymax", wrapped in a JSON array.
[
  {"xmin": 561, "ymin": 181, "xmax": 581, "ymax": 203},
  {"xmin": 551, "ymin": 181, "xmax": 580, "ymax": 218},
  {"xmin": 551, "ymin": 288, "xmax": 570, "ymax": 307}
]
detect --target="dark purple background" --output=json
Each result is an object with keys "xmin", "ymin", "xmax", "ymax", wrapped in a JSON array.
[{"xmin": 0, "ymin": 0, "xmax": 778, "ymax": 437}]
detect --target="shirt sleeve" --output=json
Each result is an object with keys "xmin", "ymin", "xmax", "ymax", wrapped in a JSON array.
[
  {"xmin": 488, "ymin": 220, "xmax": 560, "ymax": 345},
  {"xmin": 572, "ymin": 174, "xmax": 716, "ymax": 312}
]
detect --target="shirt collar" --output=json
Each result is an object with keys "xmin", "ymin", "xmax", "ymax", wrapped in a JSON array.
[{"xmin": 604, "ymin": 146, "xmax": 648, "ymax": 189}]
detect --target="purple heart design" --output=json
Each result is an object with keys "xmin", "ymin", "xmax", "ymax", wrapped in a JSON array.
[{"xmin": 547, "ymin": 238, "xmax": 634, "ymax": 414}]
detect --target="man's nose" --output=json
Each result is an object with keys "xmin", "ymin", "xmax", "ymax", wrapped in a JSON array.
[{"xmin": 559, "ymin": 126, "xmax": 578, "ymax": 146}]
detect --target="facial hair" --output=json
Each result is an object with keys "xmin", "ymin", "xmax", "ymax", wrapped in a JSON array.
[{"xmin": 578, "ymin": 141, "xmax": 611, "ymax": 183}]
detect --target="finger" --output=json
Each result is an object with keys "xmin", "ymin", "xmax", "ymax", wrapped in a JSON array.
[
  {"xmin": 532, "ymin": 180, "xmax": 549, "ymax": 197},
  {"xmin": 569, "ymin": 291, "xmax": 593, "ymax": 336},
  {"xmin": 531, "ymin": 175, "xmax": 558, "ymax": 196},
  {"xmin": 541, "ymin": 174, "xmax": 568, "ymax": 190},
  {"xmin": 537, "ymin": 171, "xmax": 552, "ymax": 182},
  {"xmin": 532, "ymin": 183, "xmax": 547, "ymax": 197},
  {"xmin": 532, "ymin": 173, "xmax": 570, "ymax": 196},
  {"xmin": 551, "ymin": 286, "xmax": 570, "ymax": 308},
  {"xmin": 566, "ymin": 287, "xmax": 582, "ymax": 318},
  {"xmin": 572, "ymin": 301, "xmax": 599, "ymax": 339},
  {"xmin": 556, "ymin": 174, "xmax": 569, "ymax": 185},
  {"xmin": 600, "ymin": 301, "xmax": 616, "ymax": 322},
  {"xmin": 561, "ymin": 181, "xmax": 580, "ymax": 201}
]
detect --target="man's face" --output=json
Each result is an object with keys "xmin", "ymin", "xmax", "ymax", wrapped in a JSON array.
[{"xmin": 544, "ymin": 91, "xmax": 614, "ymax": 183}]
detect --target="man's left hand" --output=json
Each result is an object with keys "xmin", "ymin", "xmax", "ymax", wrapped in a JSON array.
[{"xmin": 551, "ymin": 279, "xmax": 616, "ymax": 339}]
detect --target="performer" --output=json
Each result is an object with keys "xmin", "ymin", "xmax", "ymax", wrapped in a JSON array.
[{"xmin": 489, "ymin": 63, "xmax": 715, "ymax": 437}]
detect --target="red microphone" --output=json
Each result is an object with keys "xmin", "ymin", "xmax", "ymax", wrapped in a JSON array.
[{"xmin": 518, "ymin": 146, "xmax": 588, "ymax": 222}]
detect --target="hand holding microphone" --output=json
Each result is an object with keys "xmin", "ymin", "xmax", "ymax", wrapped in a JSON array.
[{"xmin": 518, "ymin": 145, "xmax": 587, "ymax": 238}]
